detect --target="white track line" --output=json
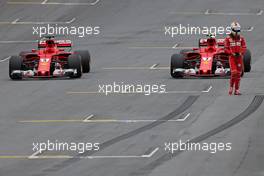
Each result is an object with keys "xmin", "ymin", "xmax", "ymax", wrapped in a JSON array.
[
  {"xmin": 128, "ymin": 46, "xmax": 173, "ymax": 49},
  {"xmin": 165, "ymin": 90, "xmax": 201, "ymax": 94},
  {"xmin": 90, "ymin": 0, "xmax": 100, "ymax": 6},
  {"xmin": 28, "ymin": 150, "xmax": 42, "ymax": 159},
  {"xmin": 82, "ymin": 147, "xmax": 159, "ymax": 159},
  {"xmin": 171, "ymin": 9, "xmax": 263, "ymax": 16},
  {"xmin": 67, "ymin": 86, "xmax": 212, "ymax": 95},
  {"xmin": 7, "ymin": 0, "xmax": 99, "ymax": 5},
  {"xmin": 150, "ymin": 64, "xmax": 158, "ymax": 69},
  {"xmin": 0, "ymin": 56, "xmax": 10, "ymax": 63},
  {"xmin": 204, "ymin": 9, "xmax": 210, "ymax": 15},
  {"xmin": 205, "ymin": 9, "xmax": 263, "ymax": 16},
  {"xmin": 176, "ymin": 113, "xmax": 191, "ymax": 122},
  {"xmin": 29, "ymin": 147, "xmax": 159, "ymax": 159},
  {"xmin": 67, "ymin": 91, "xmax": 203, "ymax": 95},
  {"xmin": 42, "ymin": 0, "xmax": 48, "ymax": 4},
  {"xmin": 66, "ymin": 18, "xmax": 76, "ymax": 24},
  {"xmin": 0, "ymin": 18, "xmax": 75, "ymax": 25},
  {"xmin": 11, "ymin": 18, "xmax": 19, "ymax": 24},
  {"xmin": 172, "ymin": 46, "xmax": 195, "ymax": 49},
  {"xmin": 102, "ymin": 66, "xmax": 167, "ymax": 70},
  {"xmin": 20, "ymin": 113, "xmax": 191, "ymax": 123},
  {"xmin": 30, "ymin": 155, "xmax": 72, "ymax": 159},
  {"xmin": 257, "ymin": 10, "xmax": 263, "ymax": 16},
  {"xmin": 19, "ymin": 119, "xmax": 189, "ymax": 123},
  {"xmin": 128, "ymin": 46, "xmax": 195, "ymax": 49},
  {"xmin": 83, "ymin": 114, "xmax": 94, "ymax": 122},
  {"xmin": 15, "ymin": 18, "xmax": 75, "ymax": 25},
  {"xmin": 202, "ymin": 85, "xmax": 212, "ymax": 93},
  {"xmin": 142, "ymin": 147, "xmax": 159, "ymax": 158},
  {"xmin": 103, "ymin": 67, "xmax": 150, "ymax": 70},
  {"xmin": 172, "ymin": 43, "xmax": 179, "ymax": 49},
  {"xmin": 0, "ymin": 40, "xmax": 37, "ymax": 44}
]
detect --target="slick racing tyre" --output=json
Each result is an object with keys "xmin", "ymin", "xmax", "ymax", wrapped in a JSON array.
[
  {"xmin": 68, "ymin": 54, "xmax": 82, "ymax": 78},
  {"xmin": 75, "ymin": 50, "xmax": 90, "ymax": 73},
  {"xmin": 9, "ymin": 56, "xmax": 23, "ymax": 80},
  {"xmin": 170, "ymin": 54, "xmax": 185, "ymax": 78},
  {"xmin": 243, "ymin": 49, "xmax": 251, "ymax": 72}
]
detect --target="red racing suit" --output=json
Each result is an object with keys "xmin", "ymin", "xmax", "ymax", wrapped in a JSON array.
[{"xmin": 224, "ymin": 35, "xmax": 247, "ymax": 91}]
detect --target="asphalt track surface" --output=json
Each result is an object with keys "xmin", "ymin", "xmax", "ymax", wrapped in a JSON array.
[{"xmin": 0, "ymin": 0, "xmax": 264, "ymax": 176}]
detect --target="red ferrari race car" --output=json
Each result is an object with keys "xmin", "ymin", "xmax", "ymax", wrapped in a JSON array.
[
  {"xmin": 170, "ymin": 36, "xmax": 251, "ymax": 78},
  {"xmin": 9, "ymin": 36, "xmax": 91, "ymax": 80}
]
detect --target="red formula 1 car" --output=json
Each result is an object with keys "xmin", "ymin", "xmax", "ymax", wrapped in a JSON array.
[
  {"xmin": 170, "ymin": 36, "xmax": 251, "ymax": 78},
  {"xmin": 9, "ymin": 36, "xmax": 90, "ymax": 80}
]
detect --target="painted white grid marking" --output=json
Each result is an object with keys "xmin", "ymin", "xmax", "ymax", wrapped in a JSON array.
[
  {"xmin": 171, "ymin": 9, "xmax": 263, "ymax": 16},
  {"xmin": 0, "ymin": 18, "xmax": 75, "ymax": 25},
  {"xmin": 150, "ymin": 64, "xmax": 158, "ymax": 69},
  {"xmin": 172, "ymin": 43, "xmax": 179, "ymax": 49},
  {"xmin": 28, "ymin": 147, "xmax": 159, "ymax": 159},
  {"xmin": 83, "ymin": 114, "xmax": 94, "ymax": 122},
  {"xmin": 202, "ymin": 86, "xmax": 213, "ymax": 93},
  {"xmin": 0, "ymin": 56, "xmax": 10, "ymax": 63},
  {"xmin": 0, "ymin": 40, "xmax": 37, "ymax": 44}
]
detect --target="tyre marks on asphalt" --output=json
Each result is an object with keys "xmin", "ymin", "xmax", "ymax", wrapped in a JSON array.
[
  {"xmin": 39, "ymin": 96, "xmax": 199, "ymax": 174},
  {"xmin": 135, "ymin": 95, "xmax": 264, "ymax": 175},
  {"xmin": 7, "ymin": 0, "xmax": 100, "ymax": 6}
]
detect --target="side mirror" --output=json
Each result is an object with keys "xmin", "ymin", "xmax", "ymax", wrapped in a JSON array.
[{"xmin": 32, "ymin": 49, "xmax": 36, "ymax": 52}]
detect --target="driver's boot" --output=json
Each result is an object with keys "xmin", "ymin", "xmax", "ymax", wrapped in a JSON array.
[{"xmin": 234, "ymin": 78, "xmax": 242, "ymax": 95}]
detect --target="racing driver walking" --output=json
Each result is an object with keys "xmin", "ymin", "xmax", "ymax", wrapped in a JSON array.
[{"xmin": 225, "ymin": 22, "xmax": 247, "ymax": 95}]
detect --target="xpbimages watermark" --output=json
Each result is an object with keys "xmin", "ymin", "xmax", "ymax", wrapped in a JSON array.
[
  {"xmin": 32, "ymin": 140, "xmax": 100, "ymax": 154},
  {"xmin": 164, "ymin": 24, "xmax": 231, "ymax": 37},
  {"xmin": 32, "ymin": 24, "xmax": 100, "ymax": 38},
  {"xmin": 98, "ymin": 82, "xmax": 167, "ymax": 95},
  {"xmin": 164, "ymin": 140, "xmax": 232, "ymax": 154}
]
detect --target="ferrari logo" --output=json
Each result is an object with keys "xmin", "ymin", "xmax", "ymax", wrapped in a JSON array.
[{"xmin": 202, "ymin": 57, "xmax": 211, "ymax": 64}]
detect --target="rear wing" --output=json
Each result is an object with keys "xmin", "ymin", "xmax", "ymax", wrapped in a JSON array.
[
  {"xmin": 199, "ymin": 38, "xmax": 225, "ymax": 47},
  {"xmin": 38, "ymin": 39, "xmax": 72, "ymax": 48}
]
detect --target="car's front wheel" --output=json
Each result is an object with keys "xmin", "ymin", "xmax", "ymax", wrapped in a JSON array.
[
  {"xmin": 9, "ymin": 56, "xmax": 23, "ymax": 80},
  {"xmin": 170, "ymin": 54, "xmax": 185, "ymax": 78},
  {"xmin": 75, "ymin": 50, "xmax": 90, "ymax": 73},
  {"xmin": 68, "ymin": 54, "xmax": 82, "ymax": 78}
]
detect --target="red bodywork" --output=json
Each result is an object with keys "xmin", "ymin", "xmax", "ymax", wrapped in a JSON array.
[
  {"xmin": 20, "ymin": 39, "xmax": 73, "ymax": 77},
  {"xmin": 181, "ymin": 38, "xmax": 230, "ymax": 76}
]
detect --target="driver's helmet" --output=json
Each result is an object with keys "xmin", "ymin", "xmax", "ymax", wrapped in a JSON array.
[
  {"xmin": 46, "ymin": 40, "xmax": 55, "ymax": 48},
  {"xmin": 45, "ymin": 40, "xmax": 56, "ymax": 53},
  {"xmin": 207, "ymin": 34, "xmax": 216, "ymax": 46},
  {"xmin": 230, "ymin": 21, "xmax": 241, "ymax": 37},
  {"xmin": 207, "ymin": 34, "xmax": 216, "ymax": 51},
  {"xmin": 207, "ymin": 38, "xmax": 216, "ymax": 47}
]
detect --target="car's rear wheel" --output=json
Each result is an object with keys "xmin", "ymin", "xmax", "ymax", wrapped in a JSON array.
[
  {"xmin": 171, "ymin": 54, "xmax": 185, "ymax": 78},
  {"xmin": 243, "ymin": 49, "xmax": 251, "ymax": 72},
  {"xmin": 9, "ymin": 56, "xmax": 23, "ymax": 80},
  {"xmin": 75, "ymin": 50, "xmax": 90, "ymax": 73},
  {"xmin": 68, "ymin": 54, "xmax": 82, "ymax": 78}
]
